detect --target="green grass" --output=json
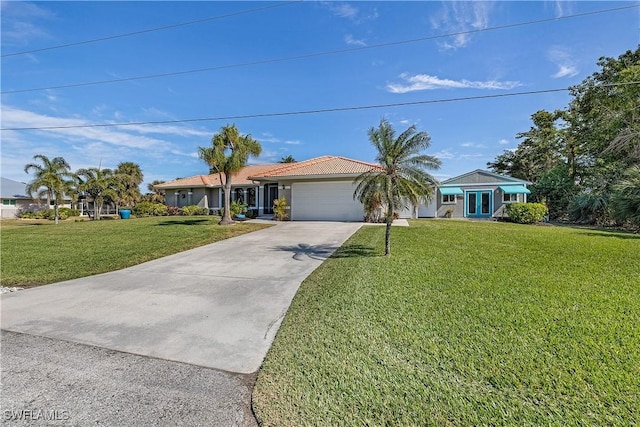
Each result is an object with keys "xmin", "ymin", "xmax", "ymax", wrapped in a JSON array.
[
  {"xmin": 253, "ymin": 220, "xmax": 640, "ymax": 426},
  {"xmin": 0, "ymin": 217, "xmax": 270, "ymax": 287}
]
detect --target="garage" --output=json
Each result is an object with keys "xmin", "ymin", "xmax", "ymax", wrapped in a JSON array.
[{"xmin": 291, "ymin": 181, "xmax": 364, "ymax": 221}]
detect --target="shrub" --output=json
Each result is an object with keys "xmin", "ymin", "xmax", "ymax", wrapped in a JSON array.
[
  {"xmin": 167, "ymin": 206, "xmax": 181, "ymax": 216},
  {"xmin": 220, "ymin": 200, "xmax": 248, "ymax": 218},
  {"xmin": 59, "ymin": 207, "xmax": 80, "ymax": 218},
  {"xmin": 133, "ymin": 201, "xmax": 168, "ymax": 216},
  {"xmin": 568, "ymin": 194, "xmax": 610, "ymax": 225},
  {"xmin": 273, "ymin": 196, "xmax": 289, "ymax": 221},
  {"xmin": 181, "ymin": 205, "xmax": 208, "ymax": 216},
  {"xmin": 505, "ymin": 203, "xmax": 548, "ymax": 224}
]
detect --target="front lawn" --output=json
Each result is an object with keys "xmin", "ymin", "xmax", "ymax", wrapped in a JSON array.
[
  {"xmin": 253, "ymin": 220, "xmax": 640, "ymax": 426},
  {"xmin": 0, "ymin": 217, "xmax": 270, "ymax": 287}
]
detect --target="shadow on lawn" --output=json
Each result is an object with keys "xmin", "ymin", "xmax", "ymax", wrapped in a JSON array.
[
  {"xmin": 155, "ymin": 219, "xmax": 211, "ymax": 226},
  {"xmin": 578, "ymin": 231, "xmax": 640, "ymax": 240},
  {"xmin": 331, "ymin": 243, "xmax": 380, "ymax": 258}
]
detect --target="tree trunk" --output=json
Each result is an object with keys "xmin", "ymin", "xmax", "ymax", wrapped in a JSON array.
[
  {"xmin": 219, "ymin": 182, "xmax": 235, "ymax": 225},
  {"xmin": 54, "ymin": 200, "xmax": 59, "ymax": 225},
  {"xmin": 384, "ymin": 214, "xmax": 393, "ymax": 256}
]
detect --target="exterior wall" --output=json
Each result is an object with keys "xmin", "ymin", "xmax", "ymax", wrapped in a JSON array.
[
  {"xmin": 445, "ymin": 171, "xmax": 509, "ymax": 185},
  {"xmin": 437, "ymin": 193, "xmax": 465, "ymax": 218}
]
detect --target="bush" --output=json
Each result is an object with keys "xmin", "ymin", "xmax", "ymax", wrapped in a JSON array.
[
  {"xmin": 59, "ymin": 207, "xmax": 80, "ymax": 218},
  {"xmin": 167, "ymin": 206, "xmax": 181, "ymax": 216},
  {"xmin": 505, "ymin": 203, "xmax": 548, "ymax": 224},
  {"xmin": 181, "ymin": 205, "xmax": 209, "ymax": 216},
  {"xmin": 273, "ymin": 196, "xmax": 289, "ymax": 221},
  {"xmin": 133, "ymin": 201, "xmax": 168, "ymax": 216},
  {"xmin": 568, "ymin": 194, "xmax": 610, "ymax": 225}
]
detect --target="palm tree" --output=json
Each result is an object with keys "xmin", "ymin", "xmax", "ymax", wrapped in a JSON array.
[
  {"xmin": 611, "ymin": 165, "xmax": 640, "ymax": 226},
  {"xmin": 279, "ymin": 155, "xmax": 296, "ymax": 163},
  {"xmin": 24, "ymin": 154, "xmax": 73, "ymax": 224},
  {"xmin": 146, "ymin": 180, "xmax": 166, "ymax": 203},
  {"xmin": 76, "ymin": 167, "xmax": 118, "ymax": 220},
  {"xmin": 198, "ymin": 124, "xmax": 261, "ymax": 225},
  {"xmin": 114, "ymin": 161, "xmax": 143, "ymax": 209},
  {"xmin": 354, "ymin": 119, "xmax": 441, "ymax": 256}
]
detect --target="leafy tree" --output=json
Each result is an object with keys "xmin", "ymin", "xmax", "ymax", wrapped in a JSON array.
[
  {"xmin": 114, "ymin": 161, "xmax": 143, "ymax": 208},
  {"xmin": 198, "ymin": 124, "xmax": 262, "ymax": 225},
  {"xmin": 24, "ymin": 154, "xmax": 73, "ymax": 224},
  {"xmin": 76, "ymin": 167, "xmax": 118, "ymax": 220},
  {"xmin": 354, "ymin": 118, "xmax": 441, "ymax": 256},
  {"xmin": 279, "ymin": 155, "xmax": 296, "ymax": 163}
]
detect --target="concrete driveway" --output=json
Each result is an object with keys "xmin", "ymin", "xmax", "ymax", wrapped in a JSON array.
[{"xmin": 0, "ymin": 221, "xmax": 361, "ymax": 426}]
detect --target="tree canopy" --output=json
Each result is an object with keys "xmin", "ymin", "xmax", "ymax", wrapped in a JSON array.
[
  {"xmin": 488, "ymin": 46, "xmax": 640, "ymax": 226},
  {"xmin": 198, "ymin": 124, "xmax": 262, "ymax": 225},
  {"xmin": 24, "ymin": 154, "xmax": 73, "ymax": 224},
  {"xmin": 354, "ymin": 118, "xmax": 440, "ymax": 255}
]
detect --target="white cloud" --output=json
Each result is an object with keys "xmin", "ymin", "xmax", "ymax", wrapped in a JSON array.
[
  {"xmin": 0, "ymin": 1, "xmax": 55, "ymax": 47},
  {"xmin": 433, "ymin": 149, "xmax": 485, "ymax": 161},
  {"xmin": 386, "ymin": 73, "xmax": 521, "ymax": 93},
  {"xmin": 498, "ymin": 138, "xmax": 510, "ymax": 145},
  {"xmin": 344, "ymin": 34, "xmax": 366, "ymax": 47},
  {"xmin": 431, "ymin": 1, "xmax": 494, "ymax": 50},
  {"xmin": 328, "ymin": 3, "xmax": 358, "ymax": 19},
  {"xmin": 461, "ymin": 142, "xmax": 485, "ymax": 148},
  {"xmin": 551, "ymin": 0, "xmax": 573, "ymax": 18},
  {"xmin": 548, "ymin": 46, "xmax": 579, "ymax": 78}
]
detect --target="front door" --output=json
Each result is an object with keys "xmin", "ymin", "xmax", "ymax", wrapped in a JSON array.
[
  {"xmin": 466, "ymin": 191, "xmax": 492, "ymax": 218},
  {"xmin": 264, "ymin": 184, "xmax": 278, "ymax": 215}
]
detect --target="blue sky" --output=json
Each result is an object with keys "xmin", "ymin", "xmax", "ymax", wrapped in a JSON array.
[{"xmin": 1, "ymin": 1, "xmax": 638, "ymax": 190}]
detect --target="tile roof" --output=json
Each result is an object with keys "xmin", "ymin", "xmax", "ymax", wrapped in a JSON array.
[
  {"xmin": 154, "ymin": 157, "xmax": 382, "ymax": 190},
  {"xmin": 154, "ymin": 164, "xmax": 280, "ymax": 189},
  {"xmin": 248, "ymin": 156, "xmax": 382, "ymax": 179}
]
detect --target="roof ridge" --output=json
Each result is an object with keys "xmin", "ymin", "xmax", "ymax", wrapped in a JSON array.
[
  {"xmin": 334, "ymin": 155, "xmax": 381, "ymax": 169},
  {"xmin": 254, "ymin": 156, "xmax": 334, "ymax": 177}
]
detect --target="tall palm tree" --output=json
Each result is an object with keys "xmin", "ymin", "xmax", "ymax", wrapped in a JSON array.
[
  {"xmin": 76, "ymin": 167, "xmax": 118, "ymax": 220},
  {"xmin": 114, "ymin": 161, "xmax": 143, "ymax": 209},
  {"xmin": 198, "ymin": 124, "xmax": 261, "ymax": 225},
  {"xmin": 24, "ymin": 154, "xmax": 73, "ymax": 224},
  {"xmin": 354, "ymin": 119, "xmax": 441, "ymax": 256}
]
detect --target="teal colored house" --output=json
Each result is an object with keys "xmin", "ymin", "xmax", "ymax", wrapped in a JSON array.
[{"xmin": 418, "ymin": 169, "xmax": 531, "ymax": 219}]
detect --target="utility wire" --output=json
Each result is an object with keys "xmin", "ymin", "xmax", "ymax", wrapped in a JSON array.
[
  {"xmin": 1, "ymin": 1, "xmax": 301, "ymax": 58},
  {"xmin": 2, "ymin": 3, "xmax": 636, "ymax": 95},
  {"xmin": 4, "ymin": 81, "xmax": 639, "ymax": 132}
]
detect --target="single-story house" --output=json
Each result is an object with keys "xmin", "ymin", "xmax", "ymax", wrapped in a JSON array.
[
  {"xmin": 155, "ymin": 158, "xmax": 531, "ymax": 221},
  {"xmin": 1, "ymin": 177, "xmax": 34, "ymax": 219},
  {"xmin": 1, "ymin": 177, "xmax": 75, "ymax": 219},
  {"xmin": 420, "ymin": 169, "xmax": 531, "ymax": 219},
  {"xmin": 155, "ymin": 156, "xmax": 383, "ymax": 221}
]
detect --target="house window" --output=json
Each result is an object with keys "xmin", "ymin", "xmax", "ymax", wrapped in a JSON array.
[
  {"xmin": 247, "ymin": 188, "xmax": 256, "ymax": 206},
  {"xmin": 2, "ymin": 199, "xmax": 16, "ymax": 206},
  {"xmin": 442, "ymin": 194, "xmax": 456, "ymax": 203},
  {"xmin": 503, "ymin": 193, "xmax": 518, "ymax": 203}
]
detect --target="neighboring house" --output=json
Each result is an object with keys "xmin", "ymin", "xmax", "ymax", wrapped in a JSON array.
[
  {"xmin": 1, "ymin": 177, "xmax": 33, "ymax": 218},
  {"xmin": 155, "ymin": 156, "xmax": 383, "ymax": 221},
  {"xmin": 155, "ymin": 159, "xmax": 530, "ymax": 222},
  {"xmin": 419, "ymin": 169, "xmax": 531, "ymax": 219}
]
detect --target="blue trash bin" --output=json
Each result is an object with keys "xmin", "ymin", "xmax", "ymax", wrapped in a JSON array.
[{"xmin": 119, "ymin": 209, "xmax": 131, "ymax": 219}]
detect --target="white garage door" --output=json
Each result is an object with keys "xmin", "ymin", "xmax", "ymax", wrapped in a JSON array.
[{"xmin": 292, "ymin": 181, "xmax": 364, "ymax": 221}]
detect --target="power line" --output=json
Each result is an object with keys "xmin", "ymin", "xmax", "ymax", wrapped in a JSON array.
[
  {"xmin": 4, "ymin": 81, "xmax": 639, "ymax": 132},
  {"xmin": 2, "ymin": 4, "xmax": 636, "ymax": 95},
  {"xmin": 1, "ymin": 1, "xmax": 301, "ymax": 58}
]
